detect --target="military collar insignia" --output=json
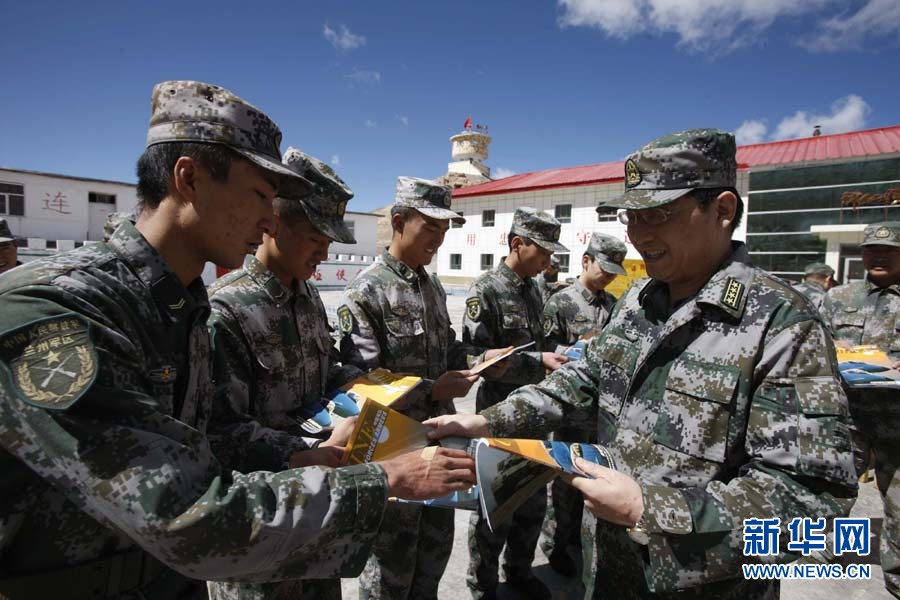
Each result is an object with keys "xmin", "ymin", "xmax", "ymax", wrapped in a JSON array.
[
  {"xmin": 625, "ymin": 159, "xmax": 642, "ymax": 188},
  {"xmin": 720, "ymin": 277, "xmax": 745, "ymax": 312},
  {"xmin": 875, "ymin": 227, "xmax": 891, "ymax": 239},
  {"xmin": 466, "ymin": 297, "xmax": 482, "ymax": 322},
  {"xmin": 2, "ymin": 315, "xmax": 98, "ymax": 410},
  {"xmin": 150, "ymin": 365, "xmax": 177, "ymax": 384},
  {"xmin": 337, "ymin": 305, "xmax": 354, "ymax": 334}
]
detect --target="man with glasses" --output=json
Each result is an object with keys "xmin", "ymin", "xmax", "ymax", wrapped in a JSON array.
[
  {"xmin": 428, "ymin": 129, "xmax": 857, "ymax": 599},
  {"xmin": 0, "ymin": 219, "xmax": 21, "ymax": 274},
  {"xmin": 829, "ymin": 222, "xmax": 900, "ymax": 598}
]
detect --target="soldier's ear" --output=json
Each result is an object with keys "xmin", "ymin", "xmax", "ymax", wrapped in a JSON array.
[
  {"xmin": 391, "ymin": 212, "xmax": 405, "ymax": 235},
  {"xmin": 171, "ymin": 156, "xmax": 200, "ymax": 202},
  {"xmin": 715, "ymin": 190, "xmax": 738, "ymax": 230}
]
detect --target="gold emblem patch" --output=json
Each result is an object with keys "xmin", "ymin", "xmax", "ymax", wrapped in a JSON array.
[
  {"xmin": 875, "ymin": 227, "xmax": 891, "ymax": 239},
  {"xmin": 466, "ymin": 297, "xmax": 482, "ymax": 321},
  {"xmin": 625, "ymin": 159, "xmax": 642, "ymax": 188},
  {"xmin": 2, "ymin": 315, "xmax": 97, "ymax": 410},
  {"xmin": 338, "ymin": 202, "xmax": 346, "ymax": 218},
  {"xmin": 337, "ymin": 306, "xmax": 354, "ymax": 334},
  {"xmin": 721, "ymin": 278, "xmax": 745, "ymax": 311},
  {"xmin": 543, "ymin": 315, "xmax": 554, "ymax": 336}
]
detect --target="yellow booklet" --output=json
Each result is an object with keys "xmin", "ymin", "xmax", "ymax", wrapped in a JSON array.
[
  {"xmin": 340, "ymin": 368, "xmax": 423, "ymax": 408},
  {"xmin": 835, "ymin": 344, "xmax": 893, "ymax": 367}
]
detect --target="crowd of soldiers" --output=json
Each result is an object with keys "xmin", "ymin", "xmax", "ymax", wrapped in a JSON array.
[{"xmin": 0, "ymin": 79, "xmax": 897, "ymax": 600}]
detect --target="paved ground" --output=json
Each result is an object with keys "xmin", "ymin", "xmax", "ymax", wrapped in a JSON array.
[{"xmin": 320, "ymin": 290, "xmax": 893, "ymax": 599}]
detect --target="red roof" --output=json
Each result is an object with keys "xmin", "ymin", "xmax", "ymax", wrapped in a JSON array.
[{"xmin": 454, "ymin": 125, "xmax": 900, "ymax": 199}]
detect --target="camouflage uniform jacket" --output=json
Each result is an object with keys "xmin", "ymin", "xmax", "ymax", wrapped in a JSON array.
[
  {"xmin": 482, "ymin": 243, "xmax": 857, "ymax": 596},
  {"xmin": 792, "ymin": 280, "xmax": 835, "ymax": 324},
  {"xmin": 464, "ymin": 261, "xmax": 548, "ymax": 410},
  {"xmin": 207, "ymin": 255, "xmax": 362, "ymax": 473},
  {"xmin": 543, "ymin": 279, "xmax": 617, "ymax": 349},
  {"xmin": 339, "ymin": 250, "xmax": 481, "ymax": 421},
  {"xmin": 829, "ymin": 278, "xmax": 900, "ymax": 360},
  {"xmin": 0, "ymin": 222, "xmax": 387, "ymax": 591}
]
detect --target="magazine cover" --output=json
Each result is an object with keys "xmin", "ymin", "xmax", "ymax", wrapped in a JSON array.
[
  {"xmin": 836, "ymin": 345, "xmax": 900, "ymax": 388},
  {"xmin": 470, "ymin": 341, "xmax": 535, "ymax": 375},
  {"xmin": 339, "ymin": 368, "xmax": 423, "ymax": 408}
]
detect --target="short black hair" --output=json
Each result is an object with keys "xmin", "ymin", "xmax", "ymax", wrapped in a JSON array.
[
  {"xmin": 507, "ymin": 228, "xmax": 534, "ymax": 252},
  {"xmin": 135, "ymin": 142, "xmax": 238, "ymax": 210},
  {"xmin": 389, "ymin": 205, "xmax": 419, "ymax": 236},
  {"xmin": 693, "ymin": 187, "xmax": 744, "ymax": 232},
  {"xmin": 273, "ymin": 197, "xmax": 311, "ymax": 228}
]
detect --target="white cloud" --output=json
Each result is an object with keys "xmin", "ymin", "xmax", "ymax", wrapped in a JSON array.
[
  {"xmin": 364, "ymin": 119, "xmax": 377, "ymax": 128},
  {"xmin": 735, "ymin": 120, "xmax": 767, "ymax": 145},
  {"xmin": 557, "ymin": 0, "xmax": 835, "ymax": 53},
  {"xmin": 493, "ymin": 167, "xmax": 517, "ymax": 179},
  {"xmin": 331, "ymin": 154, "xmax": 341, "ymax": 166},
  {"xmin": 735, "ymin": 94, "xmax": 871, "ymax": 144},
  {"xmin": 323, "ymin": 24, "xmax": 366, "ymax": 51},
  {"xmin": 346, "ymin": 69, "xmax": 382, "ymax": 85},
  {"xmin": 801, "ymin": 0, "xmax": 900, "ymax": 52},
  {"xmin": 396, "ymin": 114, "xmax": 409, "ymax": 126}
]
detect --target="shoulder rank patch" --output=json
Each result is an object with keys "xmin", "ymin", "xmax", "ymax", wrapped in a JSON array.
[
  {"xmin": 543, "ymin": 315, "xmax": 554, "ymax": 336},
  {"xmin": 337, "ymin": 305, "xmax": 354, "ymax": 334},
  {"xmin": 721, "ymin": 278, "xmax": 745, "ymax": 312},
  {"xmin": 466, "ymin": 297, "xmax": 482, "ymax": 322},
  {"xmin": 1, "ymin": 315, "xmax": 97, "ymax": 410}
]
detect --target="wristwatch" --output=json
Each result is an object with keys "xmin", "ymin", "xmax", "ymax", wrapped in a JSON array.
[{"xmin": 626, "ymin": 514, "xmax": 650, "ymax": 546}]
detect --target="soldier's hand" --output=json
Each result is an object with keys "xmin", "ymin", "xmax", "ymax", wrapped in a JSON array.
[
  {"xmin": 289, "ymin": 446, "xmax": 344, "ymax": 469},
  {"xmin": 432, "ymin": 369, "xmax": 480, "ymax": 401},
  {"xmin": 321, "ymin": 416, "xmax": 357, "ymax": 449},
  {"xmin": 834, "ymin": 339, "xmax": 853, "ymax": 350},
  {"xmin": 424, "ymin": 413, "xmax": 491, "ymax": 440},
  {"xmin": 569, "ymin": 458, "xmax": 644, "ymax": 527},
  {"xmin": 541, "ymin": 352, "xmax": 570, "ymax": 371},
  {"xmin": 380, "ymin": 447, "xmax": 476, "ymax": 500},
  {"xmin": 480, "ymin": 347, "xmax": 514, "ymax": 378}
]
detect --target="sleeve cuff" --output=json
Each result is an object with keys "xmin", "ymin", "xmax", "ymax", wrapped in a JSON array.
[{"xmin": 330, "ymin": 463, "xmax": 389, "ymax": 535}]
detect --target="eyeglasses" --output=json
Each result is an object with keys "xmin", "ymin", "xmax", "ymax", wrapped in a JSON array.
[{"xmin": 616, "ymin": 201, "xmax": 696, "ymax": 226}]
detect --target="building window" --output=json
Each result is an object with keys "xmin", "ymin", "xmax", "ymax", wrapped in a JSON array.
[
  {"xmin": 480, "ymin": 253, "xmax": 494, "ymax": 271},
  {"xmin": 452, "ymin": 211, "xmax": 464, "ymax": 228},
  {"xmin": 597, "ymin": 211, "xmax": 618, "ymax": 222},
  {"xmin": 88, "ymin": 192, "xmax": 116, "ymax": 204},
  {"xmin": 482, "ymin": 209, "xmax": 495, "ymax": 227},
  {"xmin": 554, "ymin": 204, "xmax": 572, "ymax": 224},
  {"xmin": 450, "ymin": 254, "xmax": 462, "ymax": 270},
  {"xmin": 0, "ymin": 182, "xmax": 25, "ymax": 216},
  {"xmin": 346, "ymin": 220, "xmax": 355, "ymax": 238},
  {"xmin": 556, "ymin": 253, "xmax": 570, "ymax": 272}
]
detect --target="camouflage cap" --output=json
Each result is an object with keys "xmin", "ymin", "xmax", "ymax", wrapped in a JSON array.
[
  {"xmin": 146, "ymin": 81, "xmax": 312, "ymax": 199},
  {"xmin": 803, "ymin": 262, "xmax": 835, "ymax": 277},
  {"xmin": 281, "ymin": 147, "xmax": 356, "ymax": 244},
  {"xmin": 585, "ymin": 232, "xmax": 627, "ymax": 276},
  {"xmin": 394, "ymin": 176, "xmax": 464, "ymax": 224},
  {"xmin": 860, "ymin": 221, "xmax": 900, "ymax": 248},
  {"xmin": 0, "ymin": 219, "xmax": 14, "ymax": 243},
  {"xmin": 600, "ymin": 128, "xmax": 737, "ymax": 211},
  {"xmin": 510, "ymin": 207, "xmax": 568, "ymax": 253}
]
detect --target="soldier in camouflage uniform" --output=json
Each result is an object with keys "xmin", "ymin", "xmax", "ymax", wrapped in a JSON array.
[
  {"xmin": 339, "ymin": 176, "xmax": 494, "ymax": 599},
  {"xmin": 829, "ymin": 221, "xmax": 900, "ymax": 598},
  {"xmin": 463, "ymin": 207, "xmax": 571, "ymax": 600},
  {"xmin": 793, "ymin": 262, "xmax": 836, "ymax": 322},
  {"xmin": 430, "ymin": 129, "xmax": 858, "ymax": 599},
  {"xmin": 533, "ymin": 255, "xmax": 562, "ymax": 305},
  {"xmin": 206, "ymin": 148, "xmax": 366, "ymax": 600},
  {"xmin": 0, "ymin": 81, "xmax": 476, "ymax": 600},
  {"xmin": 540, "ymin": 232, "xmax": 626, "ymax": 577}
]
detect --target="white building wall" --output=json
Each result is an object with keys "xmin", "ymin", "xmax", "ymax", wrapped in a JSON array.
[
  {"xmin": 438, "ymin": 169, "xmax": 749, "ymax": 281},
  {"xmin": 328, "ymin": 211, "xmax": 379, "ymax": 258},
  {"xmin": 0, "ymin": 169, "xmax": 139, "ymax": 241}
]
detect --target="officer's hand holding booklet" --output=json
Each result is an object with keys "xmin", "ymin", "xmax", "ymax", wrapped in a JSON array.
[
  {"xmin": 340, "ymin": 398, "xmax": 615, "ymax": 531},
  {"xmin": 836, "ymin": 345, "xmax": 900, "ymax": 388}
]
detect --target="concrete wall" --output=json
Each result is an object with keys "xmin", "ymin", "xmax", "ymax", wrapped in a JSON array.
[
  {"xmin": 328, "ymin": 211, "xmax": 379, "ymax": 258},
  {"xmin": 0, "ymin": 169, "xmax": 139, "ymax": 241}
]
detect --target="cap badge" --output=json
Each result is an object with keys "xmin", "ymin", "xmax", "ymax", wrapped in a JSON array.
[
  {"xmin": 551, "ymin": 227, "xmax": 560, "ymax": 242},
  {"xmin": 610, "ymin": 252, "xmax": 625, "ymax": 264},
  {"xmin": 625, "ymin": 159, "xmax": 642, "ymax": 188},
  {"xmin": 875, "ymin": 227, "xmax": 891, "ymax": 239},
  {"xmin": 337, "ymin": 202, "xmax": 346, "ymax": 218}
]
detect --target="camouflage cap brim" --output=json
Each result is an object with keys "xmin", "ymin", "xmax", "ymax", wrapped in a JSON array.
[
  {"xmin": 0, "ymin": 236, "xmax": 14, "ymax": 243},
  {"xmin": 860, "ymin": 238, "xmax": 900, "ymax": 248},
  {"xmin": 414, "ymin": 205, "xmax": 466, "ymax": 224},
  {"xmin": 600, "ymin": 187, "xmax": 694, "ymax": 211},
  {"xmin": 233, "ymin": 148, "xmax": 314, "ymax": 199},
  {"xmin": 532, "ymin": 238, "xmax": 569, "ymax": 253},
  {"xmin": 597, "ymin": 257, "xmax": 627, "ymax": 276},
  {"xmin": 299, "ymin": 199, "xmax": 357, "ymax": 244}
]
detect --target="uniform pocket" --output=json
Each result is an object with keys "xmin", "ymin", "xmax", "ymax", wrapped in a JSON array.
[{"xmin": 653, "ymin": 360, "xmax": 739, "ymax": 463}]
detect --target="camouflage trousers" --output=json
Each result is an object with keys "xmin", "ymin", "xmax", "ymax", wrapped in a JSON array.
[
  {"xmin": 541, "ymin": 426, "xmax": 594, "ymax": 558},
  {"xmin": 359, "ymin": 501, "xmax": 454, "ymax": 600},
  {"xmin": 208, "ymin": 578, "xmax": 341, "ymax": 600},
  {"xmin": 849, "ymin": 389, "xmax": 900, "ymax": 599},
  {"xmin": 467, "ymin": 486, "xmax": 547, "ymax": 597}
]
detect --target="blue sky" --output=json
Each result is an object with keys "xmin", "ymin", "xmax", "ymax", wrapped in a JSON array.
[{"xmin": 2, "ymin": 0, "xmax": 899, "ymax": 212}]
